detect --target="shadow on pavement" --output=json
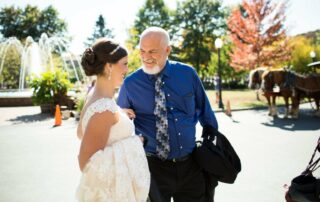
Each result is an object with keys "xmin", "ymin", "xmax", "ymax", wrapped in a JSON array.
[
  {"xmin": 261, "ymin": 109, "xmax": 320, "ymax": 131},
  {"xmin": 8, "ymin": 113, "xmax": 52, "ymax": 124}
]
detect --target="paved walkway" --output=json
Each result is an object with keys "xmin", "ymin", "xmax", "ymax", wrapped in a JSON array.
[{"xmin": 0, "ymin": 105, "xmax": 319, "ymax": 202}]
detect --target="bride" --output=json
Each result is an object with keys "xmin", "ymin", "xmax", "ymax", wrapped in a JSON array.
[{"xmin": 76, "ymin": 38, "xmax": 150, "ymax": 202}]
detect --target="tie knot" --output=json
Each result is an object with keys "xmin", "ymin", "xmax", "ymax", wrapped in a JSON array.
[
  {"xmin": 155, "ymin": 74, "xmax": 162, "ymax": 80},
  {"xmin": 155, "ymin": 74, "xmax": 163, "ymax": 86}
]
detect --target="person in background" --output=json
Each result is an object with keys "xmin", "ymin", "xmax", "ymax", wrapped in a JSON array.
[{"xmin": 213, "ymin": 74, "xmax": 220, "ymax": 104}]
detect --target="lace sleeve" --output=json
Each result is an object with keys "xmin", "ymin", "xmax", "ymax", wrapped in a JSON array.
[{"xmin": 81, "ymin": 98, "xmax": 118, "ymax": 133}]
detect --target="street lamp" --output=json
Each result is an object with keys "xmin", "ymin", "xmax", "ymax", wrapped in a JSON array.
[
  {"xmin": 310, "ymin": 50, "xmax": 316, "ymax": 62},
  {"xmin": 215, "ymin": 38, "xmax": 224, "ymax": 109},
  {"xmin": 310, "ymin": 50, "xmax": 316, "ymax": 72}
]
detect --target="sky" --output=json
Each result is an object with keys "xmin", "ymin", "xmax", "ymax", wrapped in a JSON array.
[{"xmin": 1, "ymin": 0, "xmax": 320, "ymax": 54}]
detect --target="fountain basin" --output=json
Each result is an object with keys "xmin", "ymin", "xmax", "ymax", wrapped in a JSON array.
[
  {"xmin": 0, "ymin": 90, "xmax": 78, "ymax": 107},
  {"xmin": 0, "ymin": 90, "xmax": 33, "ymax": 106}
]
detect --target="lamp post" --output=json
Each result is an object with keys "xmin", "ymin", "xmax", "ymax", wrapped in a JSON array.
[
  {"xmin": 310, "ymin": 50, "xmax": 316, "ymax": 62},
  {"xmin": 215, "ymin": 38, "xmax": 224, "ymax": 109},
  {"xmin": 310, "ymin": 50, "xmax": 316, "ymax": 72}
]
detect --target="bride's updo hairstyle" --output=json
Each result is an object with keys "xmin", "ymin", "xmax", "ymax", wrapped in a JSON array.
[{"xmin": 81, "ymin": 38, "xmax": 128, "ymax": 76}]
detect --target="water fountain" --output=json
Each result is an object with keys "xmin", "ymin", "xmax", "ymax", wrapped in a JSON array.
[{"xmin": 0, "ymin": 33, "xmax": 86, "ymax": 106}]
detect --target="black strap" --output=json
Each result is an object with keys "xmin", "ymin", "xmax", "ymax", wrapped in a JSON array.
[{"xmin": 305, "ymin": 137, "xmax": 320, "ymax": 174}]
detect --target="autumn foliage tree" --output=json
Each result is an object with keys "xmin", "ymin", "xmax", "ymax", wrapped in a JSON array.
[{"xmin": 227, "ymin": 0, "xmax": 290, "ymax": 71}]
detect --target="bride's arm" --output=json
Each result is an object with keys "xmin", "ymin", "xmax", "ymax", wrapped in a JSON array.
[
  {"xmin": 77, "ymin": 120, "xmax": 83, "ymax": 139},
  {"xmin": 78, "ymin": 111, "xmax": 118, "ymax": 171}
]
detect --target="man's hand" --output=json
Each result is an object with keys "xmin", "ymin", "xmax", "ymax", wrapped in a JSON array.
[
  {"xmin": 138, "ymin": 135, "xmax": 148, "ymax": 147},
  {"xmin": 122, "ymin": 108, "xmax": 136, "ymax": 120},
  {"xmin": 138, "ymin": 136, "xmax": 145, "ymax": 143}
]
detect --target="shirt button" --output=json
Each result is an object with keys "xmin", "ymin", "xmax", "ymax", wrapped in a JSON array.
[
  {"xmin": 167, "ymin": 93, "xmax": 170, "ymax": 97},
  {"xmin": 175, "ymin": 118, "xmax": 178, "ymax": 122},
  {"xmin": 178, "ymin": 133, "xmax": 181, "ymax": 136},
  {"xmin": 162, "ymin": 81, "xmax": 165, "ymax": 85},
  {"xmin": 180, "ymin": 146, "xmax": 183, "ymax": 149},
  {"xmin": 170, "ymin": 107, "xmax": 174, "ymax": 110}
]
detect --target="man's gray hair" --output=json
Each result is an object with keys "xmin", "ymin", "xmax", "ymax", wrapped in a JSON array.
[{"xmin": 139, "ymin": 27, "xmax": 171, "ymax": 47}]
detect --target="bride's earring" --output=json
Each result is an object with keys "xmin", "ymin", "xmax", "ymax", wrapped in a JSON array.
[{"xmin": 108, "ymin": 68, "xmax": 112, "ymax": 80}]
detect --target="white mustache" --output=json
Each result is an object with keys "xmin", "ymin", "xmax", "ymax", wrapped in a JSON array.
[{"xmin": 143, "ymin": 59, "xmax": 156, "ymax": 63}]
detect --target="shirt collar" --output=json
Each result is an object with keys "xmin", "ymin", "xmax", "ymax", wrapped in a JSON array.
[
  {"xmin": 146, "ymin": 60, "xmax": 171, "ymax": 80},
  {"xmin": 162, "ymin": 60, "xmax": 171, "ymax": 78}
]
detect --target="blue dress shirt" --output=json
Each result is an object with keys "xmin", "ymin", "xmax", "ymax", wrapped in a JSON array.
[{"xmin": 117, "ymin": 60, "xmax": 218, "ymax": 159}]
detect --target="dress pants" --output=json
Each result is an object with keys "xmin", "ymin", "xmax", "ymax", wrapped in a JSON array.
[{"xmin": 147, "ymin": 155, "xmax": 213, "ymax": 202}]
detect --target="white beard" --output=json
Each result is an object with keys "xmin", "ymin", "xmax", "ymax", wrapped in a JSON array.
[{"xmin": 141, "ymin": 65, "xmax": 162, "ymax": 75}]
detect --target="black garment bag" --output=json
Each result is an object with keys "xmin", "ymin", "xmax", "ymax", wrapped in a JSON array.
[{"xmin": 193, "ymin": 125, "xmax": 241, "ymax": 184}]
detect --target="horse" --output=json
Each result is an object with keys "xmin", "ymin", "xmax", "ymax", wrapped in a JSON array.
[
  {"xmin": 248, "ymin": 67, "xmax": 283, "ymax": 116},
  {"xmin": 262, "ymin": 69, "xmax": 320, "ymax": 118},
  {"xmin": 261, "ymin": 69, "xmax": 293, "ymax": 118},
  {"xmin": 289, "ymin": 72, "xmax": 320, "ymax": 118},
  {"xmin": 248, "ymin": 67, "xmax": 268, "ymax": 101},
  {"xmin": 248, "ymin": 67, "xmax": 267, "ymax": 89}
]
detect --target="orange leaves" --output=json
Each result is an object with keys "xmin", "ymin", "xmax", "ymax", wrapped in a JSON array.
[{"xmin": 227, "ymin": 0, "xmax": 290, "ymax": 71}]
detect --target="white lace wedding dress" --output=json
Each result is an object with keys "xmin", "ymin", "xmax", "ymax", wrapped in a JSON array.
[{"xmin": 76, "ymin": 98, "xmax": 150, "ymax": 202}]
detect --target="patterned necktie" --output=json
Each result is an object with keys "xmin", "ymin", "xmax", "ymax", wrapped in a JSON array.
[{"xmin": 154, "ymin": 75, "xmax": 170, "ymax": 160}]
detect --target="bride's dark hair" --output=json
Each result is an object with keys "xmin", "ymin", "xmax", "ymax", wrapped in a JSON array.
[{"xmin": 81, "ymin": 38, "xmax": 127, "ymax": 76}]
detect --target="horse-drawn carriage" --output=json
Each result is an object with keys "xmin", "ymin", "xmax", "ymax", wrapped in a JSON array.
[{"xmin": 248, "ymin": 66, "xmax": 320, "ymax": 118}]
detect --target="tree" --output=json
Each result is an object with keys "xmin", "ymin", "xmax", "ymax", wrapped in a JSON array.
[
  {"xmin": 0, "ymin": 6, "xmax": 23, "ymax": 40},
  {"xmin": 289, "ymin": 36, "xmax": 320, "ymax": 74},
  {"xmin": 123, "ymin": 39, "xmax": 141, "ymax": 74},
  {"xmin": 208, "ymin": 38, "xmax": 248, "ymax": 89},
  {"xmin": 0, "ymin": 46, "xmax": 21, "ymax": 89},
  {"xmin": 0, "ymin": 5, "xmax": 67, "ymax": 41},
  {"xmin": 315, "ymin": 31, "xmax": 320, "ymax": 46},
  {"xmin": 129, "ymin": 0, "xmax": 173, "ymax": 47},
  {"xmin": 38, "ymin": 6, "xmax": 67, "ymax": 37},
  {"xmin": 227, "ymin": 0, "xmax": 290, "ymax": 71},
  {"xmin": 173, "ymin": 0, "xmax": 226, "ymax": 75},
  {"xmin": 85, "ymin": 15, "xmax": 113, "ymax": 47}
]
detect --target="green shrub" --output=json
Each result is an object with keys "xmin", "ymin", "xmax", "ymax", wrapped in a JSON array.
[
  {"xmin": 76, "ymin": 95, "xmax": 85, "ymax": 113},
  {"xmin": 28, "ymin": 69, "xmax": 72, "ymax": 106}
]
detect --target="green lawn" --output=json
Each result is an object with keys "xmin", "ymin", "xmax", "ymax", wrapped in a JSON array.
[{"xmin": 205, "ymin": 89, "xmax": 286, "ymax": 110}]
